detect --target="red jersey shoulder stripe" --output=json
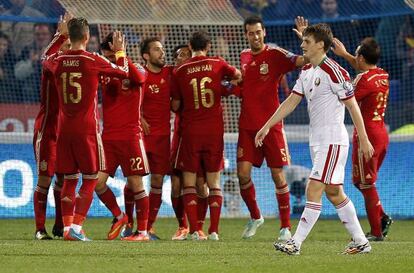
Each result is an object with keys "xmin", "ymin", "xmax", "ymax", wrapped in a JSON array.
[
  {"xmin": 353, "ymin": 70, "xmax": 369, "ymax": 86},
  {"xmin": 320, "ymin": 58, "xmax": 349, "ymax": 83},
  {"xmin": 367, "ymin": 73, "xmax": 389, "ymax": 82}
]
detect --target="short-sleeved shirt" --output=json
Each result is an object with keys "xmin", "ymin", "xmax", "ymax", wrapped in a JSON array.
[
  {"xmin": 44, "ymin": 50, "xmax": 129, "ymax": 136},
  {"xmin": 142, "ymin": 66, "xmax": 173, "ymax": 136},
  {"xmin": 171, "ymin": 55, "xmax": 237, "ymax": 135},
  {"xmin": 292, "ymin": 57, "xmax": 354, "ymax": 146},
  {"xmin": 101, "ymin": 59, "xmax": 147, "ymax": 140},
  {"xmin": 353, "ymin": 67, "xmax": 389, "ymax": 135},
  {"xmin": 239, "ymin": 45, "xmax": 298, "ymax": 130}
]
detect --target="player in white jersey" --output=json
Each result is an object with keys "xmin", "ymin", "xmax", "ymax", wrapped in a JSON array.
[{"xmin": 255, "ymin": 23, "xmax": 374, "ymax": 255}]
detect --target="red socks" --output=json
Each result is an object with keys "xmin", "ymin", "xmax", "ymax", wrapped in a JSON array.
[
  {"xmin": 360, "ymin": 183, "xmax": 382, "ymax": 237},
  {"xmin": 73, "ymin": 176, "xmax": 98, "ymax": 226},
  {"xmin": 96, "ymin": 185, "xmax": 122, "ymax": 218},
  {"xmin": 134, "ymin": 190, "xmax": 149, "ymax": 231},
  {"xmin": 208, "ymin": 189, "xmax": 223, "ymax": 234},
  {"xmin": 183, "ymin": 187, "xmax": 198, "ymax": 233},
  {"xmin": 124, "ymin": 186, "xmax": 135, "ymax": 225},
  {"xmin": 276, "ymin": 184, "xmax": 291, "ymax": 229},
  {"xmin": 172, "ymin": 195, "xmax": 188, "ymax": 228},
  {"xmin": 61, "ymin": 176, "xmax": 78, "ymax": 228},
  {"xmin": 34, "ymin": 184, "xmax": 49, "ymax": 231},
  {"xmin": 240, "ymin": 179, "xmax": 261, "ymax": 220},
  {"xmin": 147, "ymin": 186, "xmax": 162, "ymax": 230},
  {"xmin": 197, "ymin": 195, "xmax": 208, "ymax": 231}
]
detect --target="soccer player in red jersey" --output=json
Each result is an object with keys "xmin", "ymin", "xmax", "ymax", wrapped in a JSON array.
[
  {"xmin": 171, "ymin": 30, "xmax": 241, "ymax": 240},
  {"xmin": 43, "ymin": 18, "xmax": 129, "ymax": 241},
  {"xmin": 139, "ymin": 37, "xmax": 173, "ymax": 240},
  {"xmin": 170, "ymin": 44, "xmax": 211, "ymax": 240},
  {"xmin": 33, "ymin": 13, "xmax": 72, "ymax": 240},
  {"xmin": 92, "ymin": 32, "xmax": 149, "ymax": 241},
  {"xmin": 238, "ymin": 16, "xmax": 306, "ymax": 240},
  {"xmin": 332, "ymin": 37, "xmax": 392, "ymax": 241}
]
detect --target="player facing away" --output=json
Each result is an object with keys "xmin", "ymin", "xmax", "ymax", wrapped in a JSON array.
[
  {"xmin": 93, "ymin": 32, "xmax": 149, "ymax": 241},
  {"xmin": 171, "ymin": 30, "xmax": 242, "ymax": 240},
  {"xmin": 44, "ymin": 18, "xmax": 129, "ymax": 241},
  {"xmin": 238, "ymin": 16, "xmax": 307, "ymax": 240},
  {"xmin": 33, "ymin": 13, "xmax": 72, "ymax": 240},
  {"xmin": 256, "ymin": 23, "xmax": 374, "ymax": 255},
  {"xmin": 139, "ymin": 37, "xmax": 173, "ymax": 240},
  {"xmin": 170, "ymin": 44, "xmax": 213, "ymax": 241},
  {"xmin": 332, "ymin": 37, "xmax": 392, "ymax": 241}
]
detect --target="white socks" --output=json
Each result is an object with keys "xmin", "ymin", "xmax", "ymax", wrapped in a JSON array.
[
  {"xmin": 292, "ymin": 201, "xmax": 322, "ymax": 247},
  {"xmin": 335, "ymin": 197, "xmax": 367, "ymax": 244}
]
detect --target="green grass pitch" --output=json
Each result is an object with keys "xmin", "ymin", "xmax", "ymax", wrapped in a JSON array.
[{"xmin": 0, "ymin": 218, "xmax": 413, "ymax": 273}]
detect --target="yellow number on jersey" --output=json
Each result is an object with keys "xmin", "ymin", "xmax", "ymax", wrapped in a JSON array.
[
  {"xmin": 130, "ymin": 157, "xmax": 143, "ymax": 171},
  {"xmin": 373, "ymin": 90, "xmax": 389, "ymax": 121},
  {"xmin": 190, "ymin": 77, "xmax": 214, "ymax": 109},
  {"xmin": 60, "ymin": 72, "xmax": 82, "ymax": 104}
]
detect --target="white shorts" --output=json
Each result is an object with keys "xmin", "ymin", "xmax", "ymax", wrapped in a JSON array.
[{"xmin": 309, "ymin": 144, "xmax": 349, "ymax": 185}]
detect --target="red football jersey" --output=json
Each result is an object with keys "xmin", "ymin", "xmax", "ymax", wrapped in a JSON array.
[
  {"xmin": 239, "ymin": 45, "xmax": 298, "ymax": 130},
  {"xmin": 101, "ymin": 59, "xmax": 147, "ymax": 140},
  {"xmin": 171, "ymin": 55, "xmax": 237, "ymax": 135},
  {"xmin": 142, "ymin": 66, "xmax": 173, "ymax": 136},
  {"xmin": 353, "ymin": 67, "xmax": 389, "ymax": 137},
  {"xmin": 44, "ymin": 49, "xmax": 129, "ymax": 135},
  {"xmin": 34, "ymin": 33, "xmax": 67, "ymax": 136}
]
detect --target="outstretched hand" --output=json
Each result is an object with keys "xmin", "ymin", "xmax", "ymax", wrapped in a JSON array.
[
  {"xmin": 293, "ymin": 16, "xmax": 308, "ymax": 40},
  {"xmin": 331, "ymin": 38, "xmax": 348, "ymax": 57},
  {"xmin": 57, "ymin": 12, "xmax": 74, "ymax": 36},
  {"xmin": 110, "ymin": 31, "xmax": 126, "ymax": 52}
]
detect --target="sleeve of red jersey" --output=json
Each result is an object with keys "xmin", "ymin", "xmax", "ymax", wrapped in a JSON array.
[
  {"xmin": 128, "ymin": 58, "xmax": 147, "ymax": 85},
  {"xmin": 274, "ymin": 48, "xmax": 298, "ymax": 74},
  {"xmin": 41, "ymin": 33, "xmax": 68, "ymax": 61},
  {"xmin": 94, "ymin": 53, "xmax": 129, "ymax": 78},
  {"xmin": 353, "ymin": 74, "xmax": 370, "ymax": 101}
]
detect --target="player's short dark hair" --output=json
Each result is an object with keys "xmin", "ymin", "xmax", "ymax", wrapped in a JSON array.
[
  {"xmin": 189, "ymin": 30, "xmax": 211, "ymax": 51},
  {"xmin": 68, "ymin": 17, "xmax": 89, "ymax": 43},
  {"xmin": 172, "ymin": 44, "xmax": 190, "ymax": 59},
  {"xmin": 357, "ymin": 37, "xmax": 380, "ymax": 65},
  {"xmin": 243, "ymin": 16, "xmax": 265, "ymax": 33},
  {"xmin": 100, "ymin": 32, "xmax": 113, "ymax": 51},
  {"xmin": 303, "ymin": 23, "xmax": 333, "ymax": 52},
  {"xmin": 140, "ymin": 37, "xmax": 161, "ymax": 58}
]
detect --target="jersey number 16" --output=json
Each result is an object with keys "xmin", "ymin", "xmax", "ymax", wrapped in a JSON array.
[{"xmin": 190, "ymin": 77, "xmax": 214, "ymax": 109}]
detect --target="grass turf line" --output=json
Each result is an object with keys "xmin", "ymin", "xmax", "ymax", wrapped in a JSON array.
[{"xmin": 0, "ymin": 218, "xmax": 413, "ymax": 273}]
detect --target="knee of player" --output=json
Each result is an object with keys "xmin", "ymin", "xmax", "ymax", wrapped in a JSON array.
[
  {"xmin": 151, "ymin": 174, "xmax": 164, "ymax": 187},
  {"xmin": 37, "ymin": 175, "xmax": 52, "ymax": 188},
  {"xmin": 196, "ymin": 184, "xmax": 209, "ymax": 198},
  {"xmin": 237, "ymin": 172, "xmax": 251, "ymax": 185}
]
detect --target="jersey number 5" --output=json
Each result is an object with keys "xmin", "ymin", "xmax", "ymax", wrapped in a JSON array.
[
  {"xmin": 60, "ymin": 72, "xmax": 82, "ymax": 104},
  {"xmin": 190, "ymin": 77, "xmax": 214, "ymax": 109}
]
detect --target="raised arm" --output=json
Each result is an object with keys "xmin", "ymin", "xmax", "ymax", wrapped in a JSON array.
[
  {"xmin": 331, "ymin": 38, "xmax": 358, "ymax": 70},
  {"xmin": 41, "ymin": 12, "xmax": 73, "ymax": 60},
  {"xmin": 255, "ymin": 92, "xmax": 302, "ymax": 147},
  {"xmin": 343, "ymin": 97, "xmax": 374, "ymax": 160}
]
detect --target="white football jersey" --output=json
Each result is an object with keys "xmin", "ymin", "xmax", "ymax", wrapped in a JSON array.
[{"xmin": 292, "ymin": 57, "xmax": 354, "ymax": 146}]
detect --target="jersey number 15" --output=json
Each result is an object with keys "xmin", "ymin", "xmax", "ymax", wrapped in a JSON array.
[{"xmin": 60, "ymin": 72, "xmax": 82, "ymax": 104}]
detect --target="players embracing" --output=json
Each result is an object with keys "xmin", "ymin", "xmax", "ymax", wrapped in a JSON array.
[{"xmin": 171, "ymin": 30, "xmax": 241, "ymax": 240}]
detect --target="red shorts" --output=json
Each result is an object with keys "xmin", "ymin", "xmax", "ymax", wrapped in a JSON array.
[
  {"xmin": 56, "ymin": 133, "xmax": 104, "ymax": 174},
  {"xmin": 352, "ymin": 135, "xmax": 388, "ymax": 184},
  {"xmin": 102, "ymin": 138, "xmax": 149, "ymax": 177},
  {"xmin": 237, "ymin": 127, "xmax": 290, "ymax": 168},
  {"xmin": 144, "ymin": 134, "xmax": 171, "ymax": 175},
  {"xmin": 33, "ymin": 130, "xmax": 57, "ymax": 177},
  {"xmin": 175, "ymin": 133, "xmax": 224, "ymax": 173}
]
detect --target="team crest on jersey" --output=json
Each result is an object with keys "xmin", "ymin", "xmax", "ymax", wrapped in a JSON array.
[
  {"xmin": 259, "ymin": 63, "xmax": 268, "ymax": 75},
  {"xmin": 237, "ymin": 147, "xmax": 244, "ymax": 158},
  {"xmin": 149, "ymin": 84, "xmax": 160, "ymax": 94},
  {"xmin": 160, "ymin": 78, "xmax": 165, "ymax": 84},
  {"xmin": 314, "ymin": 77, "xmax": 321, "ymax": 86},
  {"xmin": 40, "ymin": 160, "xmax": 47, "ymax": 171}
]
